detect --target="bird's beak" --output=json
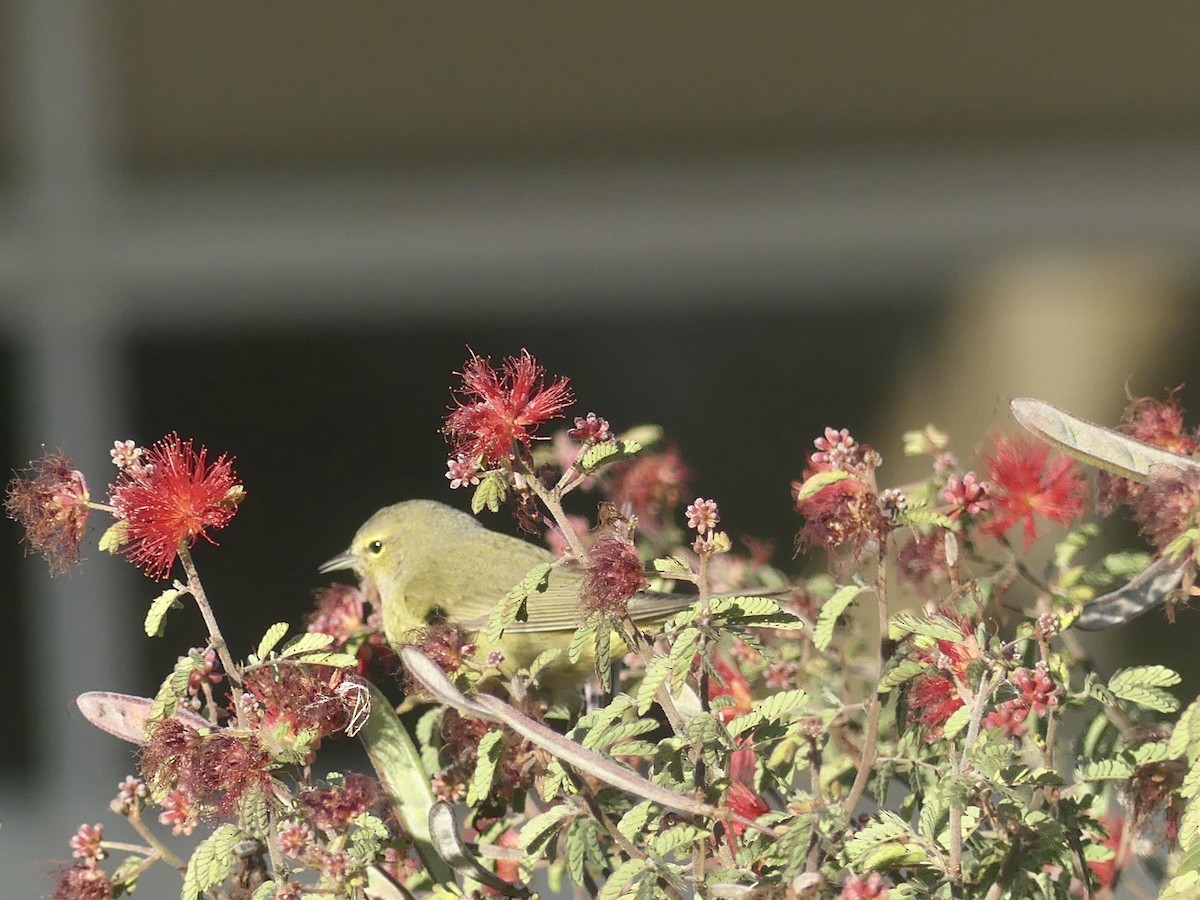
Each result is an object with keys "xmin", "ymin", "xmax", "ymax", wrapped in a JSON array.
[{"xmin": 318, "ymin": 550, "xmax": 358, "ymax": 574}]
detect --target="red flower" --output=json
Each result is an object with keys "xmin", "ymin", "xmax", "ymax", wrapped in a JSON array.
[
  {"xmin": 726, "ymin": 781, "xmax": 769, "ymax": 837},
  {"xmin": 444, "ymin": 349, "xmax": 573, "ymax": 466},
  {"xmin": 709, "ymin": 656, "xmax": 754, "ymax": 724},
  {"xmin": 108, "ymin": 434, "xmax": 242, "ymax": 580},
  {"xmin": 906, "ymin": 617, "xmax": 980, "ymax": 741},
  {"xmin": 1087, "ymin": 816, "xmax": 1124, "ymax": 889},
  {"xmin": 5, "ymin": 451, "xmax": 90, "ymax": 574},
  {"xmin": 839, "ymin": 873, "xmax": 889, "ymax": 900},
  {"xmin": 979, "ymin": 435, "xmax": 1086, "ymax": 550}
]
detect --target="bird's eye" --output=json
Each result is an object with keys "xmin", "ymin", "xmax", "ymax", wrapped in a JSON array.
[{"xmin": 366, "ymin": 539, "xmax": 384, "ymax": 555}]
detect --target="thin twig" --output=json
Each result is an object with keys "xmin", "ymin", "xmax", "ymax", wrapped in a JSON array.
[{"xmin": 842, "ymin": 550, "xmax": 888, "ymax": 816}]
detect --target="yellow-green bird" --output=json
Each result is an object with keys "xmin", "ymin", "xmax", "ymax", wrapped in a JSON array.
[{"xmin": 319, "ymin": 499, "xmax": 697, "ymax": 698}]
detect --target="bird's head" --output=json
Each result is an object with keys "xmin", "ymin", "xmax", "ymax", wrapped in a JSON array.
[{"xmin": 318, "ymin": 499, "xmax": 478, "ymax": 588}]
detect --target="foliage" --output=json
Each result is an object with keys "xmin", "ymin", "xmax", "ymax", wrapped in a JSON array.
[{"xmin": 15, "ymin": 357, "xmax": 1200, "ymax": 899}]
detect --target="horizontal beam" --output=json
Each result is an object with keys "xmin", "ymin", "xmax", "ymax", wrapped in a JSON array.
[{"xmin": 2, "ymin": 139, "xmax": 1200, "ymax": 326}]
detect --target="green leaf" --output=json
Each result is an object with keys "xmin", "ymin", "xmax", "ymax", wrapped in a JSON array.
[
  {"xmin": 489, "ymin": 562, "xmax": 553, "ymax": 643},
  {"xmin": 98, "ymin": 520, "xmax": 127, "ymax": 553},
  {"xmin": 794, "ymin": 469, "xmax": 851, "ymax": 501},
  {"xmin": 665, "ymin": 627, "xmax": 702, "ymax": 694},
  {"xmin": 1053, "ymin": 524, "xmax": 1100, "ymax": 571},
  {"xmin": 580, "ymin": 438, "xmax": 642, "ymax": 473},
  {"xmin": 472, "ymin": 472, "xmax": 508, "ymax": 514},
  {"xmin": 597, "ymin": 858, "xmax": 648, "ymax": 900},
  {"xmin": 256, "ymin": 622, "xmax": 289, "ymax": 659},
  {"xmin": 1110, "ymin": 664, "xmax": 1182, "ymax": 692},
  {"xmin": 888, "ymin": 612, "xmax": 965, "ymax": 644},
  {"xmin": 519, "ymin": 803, "xmax": 576, "ymax": 852},
  {"xmin": 149, "ymin": 654, "xmax": 204, "ymax": 721},
  {"xmin": 249, "ymin": 883, "xmax": 278, "ymax": 900},
  {"xmin": 636, "ymin": 655, "xmax": 673, "ymax": 715},
  {"xmin": 144, "ymin": 587, "xmax": 185, "ymax": 638},
  {"xmin": 466, "ymin": 729, "xmax": 505, "ymax": 806},
  {"xmin": 652, "ymin": 556, "xmax": 692, "ymax": 577},
  {"xmin": 942, "ymin": 704, "xmax": 971, "ymax": 741},
  {"xmin": 594, "ymin": 626, "xmax": 613, "ymax": 692},
  {"xmin": 844, "ymin": 810, "xmax": 912, "ymax": 864},
  {"xmin": 617, "ymin": 800, "xmax": 655, "ymax": 843},
  {"xmin": 182, "ymin": 824, "xmax": 243, "ymax": 900},
  {"xmin": 357, "ymin": 681, "xmax": 453, "ymax": 884},
  {"xmin": 568, "ymin": 617, "xmax": 598, "ymax": 665},
  {"xmin": 814, "ymin": 583, "xmax": 866, "ymax": 651},
  {"xmin": 1169, "ymin": 696, "xmax": 1200, "ymax": 761},
  {"xmin": 878, "ymin": 659, "xmax": 928, "ymax": 693},
  {"xmin": 566, "ymin": 818, "xmax": 604, "ymax": 886},
  {"xmin": 280, "ymin": 632, "xmax": 335, "ymax": 657},
  {"xmin": 527, "ymin": 647, "xmax": 563, "ymax": 681},
  {"xmin": 289, "ymin": 650, "xmax": 359, "ymax": 668},
  {"xmin": 1075, "ymin": 758, "xmax": 1135, "ymax": 781},
  {"xmin": 708, "ymin": 595, "xmax": 803, "ymax": 630},
  {"xmin": 727, "ymin": 689, "xmax": 810, "ymax": 737},
  {"xmin": 650, "ymin": 824, "xmax": 707, "ymax": 857},
  {"xmin": 239, "ymin": 783, "xmax": 270, "ymax": 839}
]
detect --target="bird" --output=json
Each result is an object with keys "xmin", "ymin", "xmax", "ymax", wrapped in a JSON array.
[{"xmin": 319, "ymin": 499, "xmax": 701, "ymax": 698}]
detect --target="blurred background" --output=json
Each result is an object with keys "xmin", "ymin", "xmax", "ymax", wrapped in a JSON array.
[{"xmin": 5, "ymin": 3, "xmax": 1200, "ymax": 893}]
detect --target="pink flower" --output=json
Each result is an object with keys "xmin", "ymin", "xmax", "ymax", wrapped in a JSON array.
[
  {"xmin": 568, "ymin": 412, "xmax": 612, "ymax": 444},
  {"xmin": 685, "ymin": 497, "xmax": 720, "ymax": 534},
  {"xmin": 942, "ymin": 471, "xmax": 991, "ymax": 518},
  {"xmin": 979, "ymin": 435, "xmax": 1086, "ymax": 550},
  {"xmin": 108, "ymin": 434, "xmax": 243, "ymax": 579},
  {"xmin": 157, "ymin": 790, "xmax": 198, "ymax": 836},
  {"xmin": 444, "ymin": 349, "xmax": 573, "ymax": 466},
  {"xmin": 445, "ymin": 454, "xmax": 481, "ymax": 489},
  {"xmin": 608, "ymin": 447, "xmax": 691, "ymax": 525},
  {"xmin": 68, "ymin": 824, "xmax": 105, "ymax": 861},
  {"xmin": 5, "ymin": 451, "xmax": 90, "ymax": 574}
]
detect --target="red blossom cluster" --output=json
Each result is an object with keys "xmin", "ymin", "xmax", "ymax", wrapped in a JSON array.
[
  {"xmin": 840, "ymin": 872, "xmax": 890, "ymax": 899},
  {"xmin": 51, "ymin": 860, "xmax": 113, "ymax": 900},
  {"xmin": 6, "ymin": 433, "xmax": 244, "ymax": 581},
  {"xmin": 984, "ymin": 662, "xmax": 1060, "ymax": 738},
  {"xmin": 978, "ymin": 434, "xmax": 1086, "ymax": 550},
  {"xmin": 1098, "ymin": 389, "xmax": 1200, "ymax": 514},
  {"xmin": 432, "ymin": 711, "xmax": 544, "ymax": 819},
  {"xmin": 444, "ymin": 349, "xmax": 573, "ymax": 466},
  {"xmin": 793, "ymin": 428, "xmax": 890, "ymax": 557},
  {"xmin": 297, "ymin": 772, "xmax": 383, "ymax": 830},
  {"xmin": 139, "ymin": 719, "xmax": 273, "ymax": 821},
  {"xmin": 241, "ymin": 665, "xmax": 360, "ymax": 760},
  {"xmin": 109, "ymin": 434, "xmax": 244, "ymax": 580},
  {"xmin": 5, "ymin": 452, "xmax": 90, "ymax": 574},
  {"xmin": 608, "ymin": 446, "xmax": 691, "ymax": 528},
  {"xmin": 580, "ymin": 521, "xmax": 647, "ymax": 617},
  {"xmin": 906, "ymin": 617, "xmax": 981, "ymax": 741}
]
